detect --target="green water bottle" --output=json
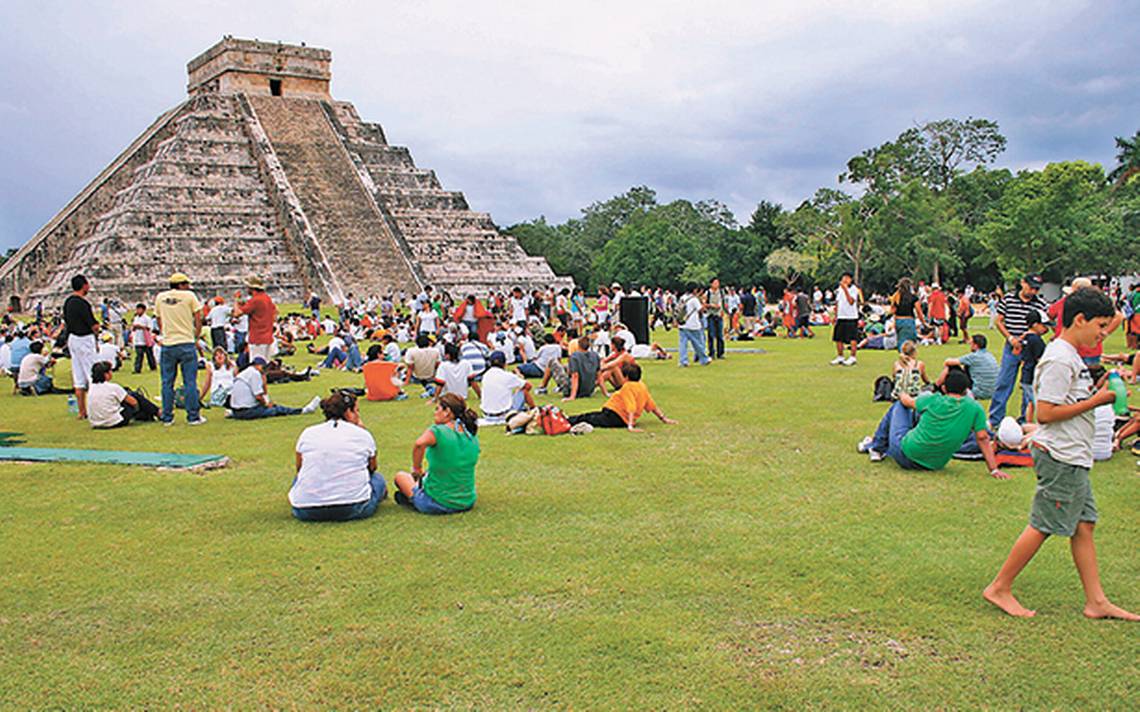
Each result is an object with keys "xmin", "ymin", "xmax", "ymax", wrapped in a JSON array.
[{"xmin": 1107, "ymin": 372, "xmax": 1130, "ymax": 417}]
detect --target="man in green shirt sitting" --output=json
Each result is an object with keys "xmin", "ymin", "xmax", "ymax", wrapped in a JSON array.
[{"xmin": 858, "ymin": 369, "xmax": 1010, "ymax": 478}]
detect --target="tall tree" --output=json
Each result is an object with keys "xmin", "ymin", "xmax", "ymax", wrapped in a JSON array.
[
  {"xmin": 764, "ymin": 248, "xmax": 818, "ymax": 287},
  {"xmin": 979, "ymin": 161, "xmax": 1115, "ymax": 281},
  {"xmin": 1109, "ymin": 129, "xmax": 1140, "ymax": 186}
]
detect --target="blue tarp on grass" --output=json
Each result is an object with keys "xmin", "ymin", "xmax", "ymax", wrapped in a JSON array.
[{"xmin": 0, "ymin": 447, "xmax": 227, "ymax": 469}]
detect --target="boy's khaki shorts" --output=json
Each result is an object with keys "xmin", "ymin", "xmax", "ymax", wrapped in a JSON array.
[{"xmin": 1029, "ymin": 448, "xmax": 1097, "ymax": 537}]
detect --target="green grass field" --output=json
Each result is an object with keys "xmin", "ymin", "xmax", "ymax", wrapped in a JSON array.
[{"xmin": 1, "ymin": 321, "xmax": 1136, "ymax": 708}]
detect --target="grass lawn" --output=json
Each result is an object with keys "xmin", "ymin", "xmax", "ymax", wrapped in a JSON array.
[{"xmin": 1, "ymin": 319, "xmax": 1136, "ymax": 708}]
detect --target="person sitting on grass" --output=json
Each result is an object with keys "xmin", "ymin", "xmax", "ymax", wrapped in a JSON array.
[
  {"xmin": 198, "ymin": 347, "xmax": 236, "ymax": 408},
  {"xmin": 403, "ymin": 333, "xmax": 440, "ymax": 398},
  {"xmin": 393, "ymin": 393, "xmax": 480, "ymax": 515},
  {"xmin": 87, "ymin": 361, "xmax": 149, "ymax": 428},
  {"xmin": 936, "ymin": 334, "xmax": 998, "ymax": 400},
  {"xmin": 568, "ymin": 362, "xmax": 678, "ymax": 432},
  {"xmin": 857, "ymin": 368, "xmax": 1009, "ymax": 478},
  {"xmin": 517, "ymin": 333, "xmax": 563, "ymax": 381},
  {"xmin": 16, "ymin": 341, "xmax": 67, "ymax": 395},
  {"xmin": 596, "ymin": 336, "xmax": 636, "ymax": 397},
  {"xmin": 479, "ymin": 351, "xmax": 534, "ymax": 421},
  {"xmin": 227, "ymin": 357, "xmax": 320, "ymax": 420},
  {"xmin": 890, "ymin": 340, "xmax": 929, "ymax": 400},
  {"xmin": 983, "ymin": 286, "xmax": 1138, "ymax": 620},
  {"xmin": 434, "ymin": 342, "xmax": 480, "ymax": 400},
  {"xmin": 362, "ymin": 345, "xmax": 407, "ymax": 401},
  {"xmin": 290, "ymin": 390, "xmax": 386, "ymax": 522},
  {"xmin": 562, "ymin": 336, "xmax": 600, "ymax": 402}
]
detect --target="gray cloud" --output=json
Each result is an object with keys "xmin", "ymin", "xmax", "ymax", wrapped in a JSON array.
[{"xmin": 1, "ymin": 0, "xmax": 1137, "ymax": 250}]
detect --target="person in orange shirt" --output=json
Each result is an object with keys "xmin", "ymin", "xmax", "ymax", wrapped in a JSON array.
[{"xmin": 567, "ymin": 363, "xmax": 677, "ymax": 432}]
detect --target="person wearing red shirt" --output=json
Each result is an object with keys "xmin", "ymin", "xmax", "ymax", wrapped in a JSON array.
[
  {"xmin": 233, "ymin": 275, "xmax": 278, "ymax": 363},
  {"xmin": 1046, "ymin": 277, "xmax": 1123, "ymax": 366}
]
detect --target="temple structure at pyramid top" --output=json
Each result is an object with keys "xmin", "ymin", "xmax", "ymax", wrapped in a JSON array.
[{"xmin": 1, "ymin": 37, "xmax": 570, "ymax": 308}]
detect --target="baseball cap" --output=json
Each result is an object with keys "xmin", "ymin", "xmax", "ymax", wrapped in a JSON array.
[
  {"xmin": 169, "ymin": 272, "xmax": 191, "ymax": 285},
  {"xmin": 997, "ymin": 417, "xmax": 1024, "ymax": 449},
  {"xmin": 1023, "ymin": 274, "xmax": 1043, "ymax": 289},
  {"xmin": 488, "ymin": 350, "xmax": 506, "ymax": 367},
  {"xmin": 252, "ymin": 357, "xmax": 268, "ymax": 366}
]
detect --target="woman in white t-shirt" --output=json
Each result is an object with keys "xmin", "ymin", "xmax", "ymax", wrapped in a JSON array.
[
  {"xmin": 199, "ymin": 347, "xmax": 237, "ymax": 408},
  {"xmin": 415, "ymin": 302, "xmax": 439, "ymax": 337},
  {"xmin": 87, "ymin": 361, "xmax": 140, "ymax": 429},
  {"xmin": 290, "ymin": 391, "xmax": 386, "ymax": 522}
]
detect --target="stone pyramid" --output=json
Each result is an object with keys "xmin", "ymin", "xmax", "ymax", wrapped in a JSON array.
[{"xmin": 0, "ymin": 37, "xmax": 570, "ymax": 308}]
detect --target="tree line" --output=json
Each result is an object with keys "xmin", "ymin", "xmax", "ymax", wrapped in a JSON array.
[{"xmin": 506, "ymin": 120, "xmax": 1140, "ymax": 296}]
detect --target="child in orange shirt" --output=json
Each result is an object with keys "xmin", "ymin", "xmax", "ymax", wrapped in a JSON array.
[{"xmin": 567, "ymin": 363, "xmax": 677, "ymax": 432}]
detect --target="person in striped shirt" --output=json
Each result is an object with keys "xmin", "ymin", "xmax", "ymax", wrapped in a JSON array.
[{"xmin": 988, "ymin": 274, "xmax": 1049, "ymax": 428}]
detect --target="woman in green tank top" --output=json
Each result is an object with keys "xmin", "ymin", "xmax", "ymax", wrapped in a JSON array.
[{"xmin": 394, "ymin": 393, "xmax": 480, "ymax": 514}]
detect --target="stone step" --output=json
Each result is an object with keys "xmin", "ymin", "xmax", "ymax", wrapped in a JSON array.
[
  {"xmin": 249, "ymin": 96, "xmax": 420, "ymax": 294},
  {"xmin": 365, "ymin": 168, "xmax": 440, "ymax": 190},
  {"xmin": 133, "ymin": 161, "xmax": 262, "ymax": 180}
]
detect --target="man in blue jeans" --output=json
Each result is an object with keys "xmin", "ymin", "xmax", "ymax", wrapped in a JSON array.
[
  {"xmin": 154, "ymin": 272, "xmax": 205, "ymax": 426},
  {"xmin": 988, "ymin": 274, "xmax": 1049, "ymax": 428},
  {"xmin": 858, "ymin": 369, "xmax": 1008, "ymax": 478},
  {"xmin": 677, "ymin": 287, "xmax": 711, "ymax": 367},
  {"xmin": 705, "ymin": 278, "xmax": 726, "ymax": 359},
  {"xmin": 228, "ymin": 358, "xmax": 321, "ymax": 419}
]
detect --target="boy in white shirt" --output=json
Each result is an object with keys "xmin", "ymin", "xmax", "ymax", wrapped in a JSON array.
[{"xmin": 984, "ymin": 288, "xmax": 1137, "ymax": 620}]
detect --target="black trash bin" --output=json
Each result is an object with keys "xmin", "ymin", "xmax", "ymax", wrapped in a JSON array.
[{"xmin": 618, "ymin": 296, "xmax": 650, "ymax": 345}]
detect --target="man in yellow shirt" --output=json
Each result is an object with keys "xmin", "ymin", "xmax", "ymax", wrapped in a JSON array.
[
  {"xmin": 154, "ymin": 272, "xmax": 205, "ymax": 426},
  {"xmin": 567, "ymin": 362, "xmax": 677, "ymax": 432}
]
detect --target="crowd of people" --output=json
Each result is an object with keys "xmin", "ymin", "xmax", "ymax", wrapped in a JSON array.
[{"xmin": 4, "ymin": 269, "xmax": 1139, "ymax": 620}]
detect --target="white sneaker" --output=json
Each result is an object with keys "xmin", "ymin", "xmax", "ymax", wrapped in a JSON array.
[
  {"xmin": 188, "ymin": 416, "xmax": 207, "ymax": 426},
  {"xmin": 868, "ymin": 450, "xmax": 884, "ymax": 462},
  {"xmin": 857, "ymin": 436, "xmax": 873, "ymax": 453},
  {"xmin": 830, "ymin": 356, "xmax": 845, "ymax": 366},
  {"xmin": 844, "ymin": 356, "xmax": 857, "ymax": 366},
  {"xmin": 301, "ymin": 395, "xmax": 321, "ymax": 414},
  {"xmin": 536, "ymin": 387, "xmax": 548, "ymax": 395}
]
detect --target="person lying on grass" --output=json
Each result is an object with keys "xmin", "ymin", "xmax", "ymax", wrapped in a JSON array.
[
  {"xmin": 568, "ymin": 362, "xmax": 678, "ymax": 432},
  {"xmin": 983, "ymin": 286, "xmax": 1138, "ymax": 621},
  {"xmin": 393, "ymin": 394, "xmax": 480, "ymax": 515},
  {"xmin": 857, "ymin": 368, "xmax": 1009, "ymax": 478},
  {"xmin": 290, "ymin": 390, "xmax": 386, "ymax": 522}
]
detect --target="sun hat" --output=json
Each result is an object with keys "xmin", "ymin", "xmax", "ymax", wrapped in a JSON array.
[
  {"xmin": 168, "ymin": 272, "xmax": 191, "ymax": 285},
  {"xmin": 244, "ymin": 275, "xmax": 267, "ymax": 290}
]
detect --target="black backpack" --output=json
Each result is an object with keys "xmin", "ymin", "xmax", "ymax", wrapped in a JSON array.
[{"xmin": 872, "ymin": 376, "xmax": 895, "ymax": 402}]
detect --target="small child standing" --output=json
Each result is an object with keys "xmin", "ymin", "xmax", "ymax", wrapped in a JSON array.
[
  {"xmin": 1018, "ymin": 312, "xmax": 1049, "ymax": 423},
  {"xmin": 983, "ymin": 288, "xmax": 1138, "ymax": 620}
]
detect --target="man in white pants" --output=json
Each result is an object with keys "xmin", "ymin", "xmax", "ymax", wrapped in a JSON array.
[{"xmin": 63, "ymin": 274, "xmax": 100, "ymax": 419}]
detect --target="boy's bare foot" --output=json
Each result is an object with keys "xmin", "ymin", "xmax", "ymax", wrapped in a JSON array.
[
  {"xmin": 983, "ymin": 584, "xmax": 1036, "ymax": 617},
  {"xmin": 1084, "ymin": 601, "xmax": 1140, "ymax": 621}
]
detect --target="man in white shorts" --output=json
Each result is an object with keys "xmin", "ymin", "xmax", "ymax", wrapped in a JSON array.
[{"xmin": 63, "ymin": 274, "xmax": 100, "ymax": 419}]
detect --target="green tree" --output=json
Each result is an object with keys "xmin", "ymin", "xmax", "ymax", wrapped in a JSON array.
[
  {"xmin": 592, "ymin": 200, "xmax": 715, "ymax": 289},
  {"xmin": 764, "ymin": 247, "xmax": 818, "ymax": 287},
  {"xmin": 979, "ymin": 161, "xmax": 1115, "ymax": 281},
  {"xmin": 1109, "ymin": 130, "xmax": 1140, "ymax": 186}
]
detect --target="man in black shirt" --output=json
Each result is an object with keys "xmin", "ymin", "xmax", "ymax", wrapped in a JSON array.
[{"xmin": 63, "ymin": 274, "xmax": 100, "ymax": 419}]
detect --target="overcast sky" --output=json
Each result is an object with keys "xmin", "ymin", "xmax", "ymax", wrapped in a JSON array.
[{"xmin": 1, "ymin": 0, "xmax": 1137, "ymax": 250}]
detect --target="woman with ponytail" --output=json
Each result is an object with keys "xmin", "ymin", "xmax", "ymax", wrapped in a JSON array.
[
  {"xmin": 289, "ymin": 390, "xmax": 386, "ymax": 522},
  {"xmin": 394, "ymin": 393, "xmax": 480, "ymax": 515}
]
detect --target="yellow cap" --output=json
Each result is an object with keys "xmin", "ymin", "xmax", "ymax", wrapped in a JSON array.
[{"xmin": 169, "ymin": 272, "xmax": 191, "ymax": 285}]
